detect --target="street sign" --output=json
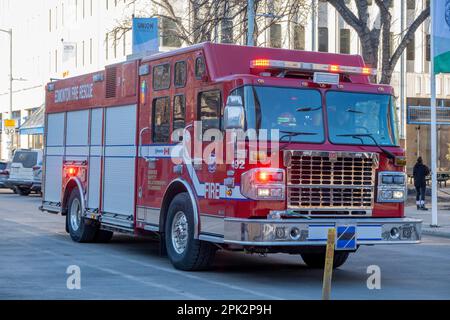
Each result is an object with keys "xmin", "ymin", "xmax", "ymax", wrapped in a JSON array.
[
  {"xmin": 3, "ymin": 119, "xmax": 16, "ymax": 135},
  {"xmin": 407, "ymin": 106, "xmax": 450, "ymax": 125},
  {"xmin": 4, "ymin": 119, "xmax": 15, "ymax": 128}
]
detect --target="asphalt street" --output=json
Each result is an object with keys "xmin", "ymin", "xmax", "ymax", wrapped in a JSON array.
[{"xmin": 1, "ymin": 188, "xmax": 450, "ymax": 300}]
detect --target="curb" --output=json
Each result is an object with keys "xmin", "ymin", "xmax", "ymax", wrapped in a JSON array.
[{"xmin": 422, "ymin": 228, "xmax": 450, "ymax": 239}]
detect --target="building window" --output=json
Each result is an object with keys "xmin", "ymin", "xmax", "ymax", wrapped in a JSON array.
[
  {"xmin": 161, "ymin": 18, "xmax": 181, "ymax": 47},
  {"xmin": 339, "ymin": 28, "xmax": 350, "ymax": 54},
  {"xmin": 105, "ymin": 33, "xmax": 109, "ymax": 60},
  {"xmin": 55, "ymin": 49, "xmax": 58, "ymax": 72},
  {"xmin": 318, "ymin": 27, "xmax": 328, "ymax": 52},
  {"xmin": 270, "ymin": 24, "xmax": 282, "ymax": 48},
  {"xmin": 49, "ymin": 9, "xmax": 52, "ymax": 32},
  {"xmin": 293, "ymin": 24, "xmax": 305, "ymax": 50},
  {"xmin": 113, "ymin": 33, "xmax": 117, "ymax": 58},
  {"xmin": 407, "ymin": 0, "xmax": 415, "ymax": 10},
  {"xmin": 153, "ymin": 63, "xmax": 171, "ymax": 91},
  {"xmin": 152, "ymin": 97, "xmax": 170, "ymax": 143},
  {"xmin": 173, "ymin": 95, "xmax": 186, "ymax": 132},
  {"xmin": 221, "ymin": 18, "xmax": 233, "ymax": 43},
  {"xmin": 89, "ymin": 38, "xmax": 93, "ymax": 64},
  {"xmin": 198, "ymin": 90, "xmax": 221, "ymax": 132},
  {"xmin": 82, "ymin": 41, "xmax": 85, "ymax": 66},
  {"xmin": 407, "ymin": 37, "xmax": 415, "ymax": 61},
  {"xmin": 426, "ymin": 34, "xmax": 431, "ymax": 62},
  {"xmin": 123, "ymin": 32, "xmax": 126, "ymax": 56},
  {"xmin": 195, "ymin": 56, "xmax": 206, "ymax": 79},
  {"xmin": 174, "ymin": 61, "xmax": 187, "ymax": 88}
]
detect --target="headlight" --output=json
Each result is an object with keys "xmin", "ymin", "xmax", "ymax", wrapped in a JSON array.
[
  {"xmin": 241, "ymin": 168, "xmax": 286, "ymax": 200},
  {"xmin": 377, "ymin": 172, "xmax": 406, "ymax": 202}
]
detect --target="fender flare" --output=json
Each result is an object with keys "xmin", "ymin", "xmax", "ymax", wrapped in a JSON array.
[
  {"xmin": 164, "ymin": 178, "xmax": 200, "ymax": 239},
  {"xmin": 63, "ymin": 177, "xmax": 86, "ymax": 216}
]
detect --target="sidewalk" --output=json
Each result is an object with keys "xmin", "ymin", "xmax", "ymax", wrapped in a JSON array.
[{"xmin": 406, "ymin": 204, "xmax": 450, "ymax": 238}]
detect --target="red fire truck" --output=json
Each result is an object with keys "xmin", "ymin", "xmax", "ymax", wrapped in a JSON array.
[{"xmin": 41, "ymin": 42, "xmax": 421, "ymax": 271}]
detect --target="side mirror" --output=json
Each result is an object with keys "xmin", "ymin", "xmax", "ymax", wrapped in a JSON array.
[{"xmin": 224, "ymin": 95, "xmax": 245, "ymax": 130}]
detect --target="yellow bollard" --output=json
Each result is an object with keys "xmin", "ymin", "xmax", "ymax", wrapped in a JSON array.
[{"xmin": 322, "ymin": 228, "xmax": 336, "ymax": 300}]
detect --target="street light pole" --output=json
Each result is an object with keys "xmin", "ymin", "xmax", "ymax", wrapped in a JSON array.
[
  {"xmin": 247, "ymin": 0, "xmax": 255, "ymax": 46},
  {"xmin": 0, "ymin": 28, "xmax": 13, "ymax": 160}
]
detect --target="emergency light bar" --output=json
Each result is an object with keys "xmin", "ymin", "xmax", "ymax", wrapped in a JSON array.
[{"xmin": 250, "ymin": 59, "xmax": 377, "ymax": 76}]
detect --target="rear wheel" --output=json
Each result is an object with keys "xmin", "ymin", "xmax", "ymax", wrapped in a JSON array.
[
  {"xmin": 67, "ymin": 188, "xmax": 97, "ymax": 243},
  {"xmin": 165, "ymin": 193, "xmax": 216, "ymax": 271},
  {"xmin": 16, "ymin": 187, "xmax": 30, "ymax": 196},
  {"xmin": 301, "ymin": 251, "xmax": 350, "ymax": 269}
]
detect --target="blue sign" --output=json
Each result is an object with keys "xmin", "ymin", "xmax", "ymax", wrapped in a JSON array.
[
  {"xmin": 132, "ymin": 17, "xmax": 159, "ymax": 54},
  {"xmin": 336, "ymin": 226, "xmax": 356, "ymax": 251}
]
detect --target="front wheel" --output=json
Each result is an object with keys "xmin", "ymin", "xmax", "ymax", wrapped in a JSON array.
[
  {"xmin": 165, "ymin": 193, "xmax": 216, "ymax": 271},
  {"xmin": 301, "ymin": 251, "xmax": 350, "ymax": 269},
  {"xmin": 67, "ymin": 188, "xmax": 97, "ymax": 243}
]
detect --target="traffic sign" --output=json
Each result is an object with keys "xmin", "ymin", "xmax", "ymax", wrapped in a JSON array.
[{"xmin": 3, "ymin": 119, "xmax": 16, "ymax": 135}]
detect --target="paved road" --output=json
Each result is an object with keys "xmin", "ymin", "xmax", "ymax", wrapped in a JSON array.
[{"xmin": 1, "ymin": 189, "xmax": 450, "ymax": 300}]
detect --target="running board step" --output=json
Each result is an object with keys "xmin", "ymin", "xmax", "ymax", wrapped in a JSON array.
[{"xmin": 101, "ymin": 213, "xmax": 134, "ymax": 229}]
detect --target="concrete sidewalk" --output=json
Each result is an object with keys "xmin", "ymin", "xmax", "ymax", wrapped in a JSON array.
[{"xmin": 406, "ymin": 204, "xmax": 450, "ymax": 238}]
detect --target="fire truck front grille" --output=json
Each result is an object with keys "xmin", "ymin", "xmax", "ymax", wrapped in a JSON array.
[
  {"xmin": 285, "ymin": 151, "xmax": 378, "ymax": 212},
  {"xmin": 287, "ymin": 187, "xmax": 374, "ymax": 209}
]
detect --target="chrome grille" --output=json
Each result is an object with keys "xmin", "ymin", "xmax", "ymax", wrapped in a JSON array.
[{"xmin": 285, "ymin": 151, "xmax": 378, "ymax": 211}]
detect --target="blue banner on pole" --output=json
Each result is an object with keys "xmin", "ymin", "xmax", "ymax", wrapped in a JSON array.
[{"xmin": 132, "ymin": 17, "xmax": 159, "ymax": 54}]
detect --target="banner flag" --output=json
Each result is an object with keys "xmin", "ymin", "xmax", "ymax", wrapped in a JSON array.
[
  {"xmin": 433, "ymin": 0, "xmax": 450, "ymax": 74},
  {"xmin": 132, "ymin": 17, "xmax": 159, "ymax": 54}
]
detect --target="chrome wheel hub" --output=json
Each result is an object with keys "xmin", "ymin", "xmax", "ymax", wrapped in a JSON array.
[
  {"xmin": 171, "ymin": 211, "xmax": 188, "ymax": 254},
  {"xmin": 70, "ymin": 198, "xmax": 81, "ymax": 232}
]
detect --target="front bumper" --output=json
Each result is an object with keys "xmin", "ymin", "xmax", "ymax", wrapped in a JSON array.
[{"xmin": 223, "ymin": 217, "xmax": 422, "ymax": 246}]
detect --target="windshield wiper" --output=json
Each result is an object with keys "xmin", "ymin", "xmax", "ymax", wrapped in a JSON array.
[
  {"xmin": 296, "ymin": 106, "xmax": 321, "ymax": 112},
  {"xmin": 336, "ymin": 133, "xmax": 395, "ymax": 159},
  {"xmin": 280, "ymin": 130, "xmax": 317, "ymax": 141},
  {"xmin": 346, "ymin": 108, "xmax": 365, "ymax": 114}
]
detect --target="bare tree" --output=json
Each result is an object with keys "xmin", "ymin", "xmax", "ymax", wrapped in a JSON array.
[
  {"xmin": 328, "ymin": 0, "xmax": 430, "ymax": 84},
  {"xmin": 110, "ymin": 0, "xmax": 310, "ymax": 48}
]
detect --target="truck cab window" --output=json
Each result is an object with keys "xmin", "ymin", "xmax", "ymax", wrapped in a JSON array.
[
  {"xmin": 152, "ymin": 97, "xmax": 170, "ymax": 143},
  {"xmin": 173, "ymin": 95, "xmax": 186, "ymax": 131},
  {"xmin": 174, "ymin": 61, "xmax": 187, "ymax": 88},
  {"xmin": 153, "ymin": 63, "xmax": 171, "ymax": 90},
  {"xmin": 198, "ymin": 90, "xmax": 221, "ymax": 132},
  {"xmin": 195, "ymin": 56, "xmax": 206, "ymax": 79}
]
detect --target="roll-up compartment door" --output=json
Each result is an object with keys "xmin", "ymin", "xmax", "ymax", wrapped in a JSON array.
[
  {"xmin": 65, "ymin": 110, "xmax": 89, "ymax": 160},
  {"xmin": 44, "ymin": 112, "xmax": 65, "ymax": 203},
  {"xmin": 87, "ymin": 108, "xmax": 103, "ymax": 210},
  {"xmin": 102, "ymin": 105, "xmax": 137, "ymax": 217}
]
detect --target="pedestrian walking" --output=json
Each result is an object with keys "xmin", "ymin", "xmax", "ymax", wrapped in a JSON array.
[{"xmin": 413, "ymin": 157, "xmax": 430, "ymax": 211}]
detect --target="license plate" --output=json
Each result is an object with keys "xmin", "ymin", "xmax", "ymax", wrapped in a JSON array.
[{"xmin": 336, "ymin": 225, "xmax": 357, "ymax": 251}]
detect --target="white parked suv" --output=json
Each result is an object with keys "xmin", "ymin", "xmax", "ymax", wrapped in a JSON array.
[{"xmin": 8, "ymin": 149, "xmax": 43, "ymax": 196}]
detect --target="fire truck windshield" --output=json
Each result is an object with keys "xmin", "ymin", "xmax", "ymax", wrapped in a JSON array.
[
  {"xmin": 232, "ymin": 85, "xmax": 325, "ymax": 143},
  {"xmin": 326, "ymin": 91, "xmax": 399, "ymax": 147}
]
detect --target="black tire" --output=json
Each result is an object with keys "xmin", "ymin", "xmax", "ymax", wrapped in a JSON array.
[
  {"xmin": 67, "ymin": 188, "xmax": 97, "ymax": 243},
  {"xmin": 16, "ymin": 187, "xmax": 30, "ymax": 196},
  {"xmin": 165, "ymin": 193, "xmax": 216, "ymax": 271},
  {"xmin": 301, "ymin": 251, "xmax": 350, "ymax": 269},
  {"xmin": 94, "ymin": 229, "xmax": 114, "ymax": 243}
]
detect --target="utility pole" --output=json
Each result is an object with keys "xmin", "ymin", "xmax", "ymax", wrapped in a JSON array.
[
  {"xmin": 247, "ymin": 0, "xmax": 255, "ymax": 46},
  {"xmin": 0, "ymin": 28, "xmax": 13, "ymax": 160}
]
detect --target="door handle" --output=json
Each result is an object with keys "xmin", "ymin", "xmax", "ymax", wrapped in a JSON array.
[{"xmin": 139, "ymin": 127, "xmax": 153, "ymax": 162}]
